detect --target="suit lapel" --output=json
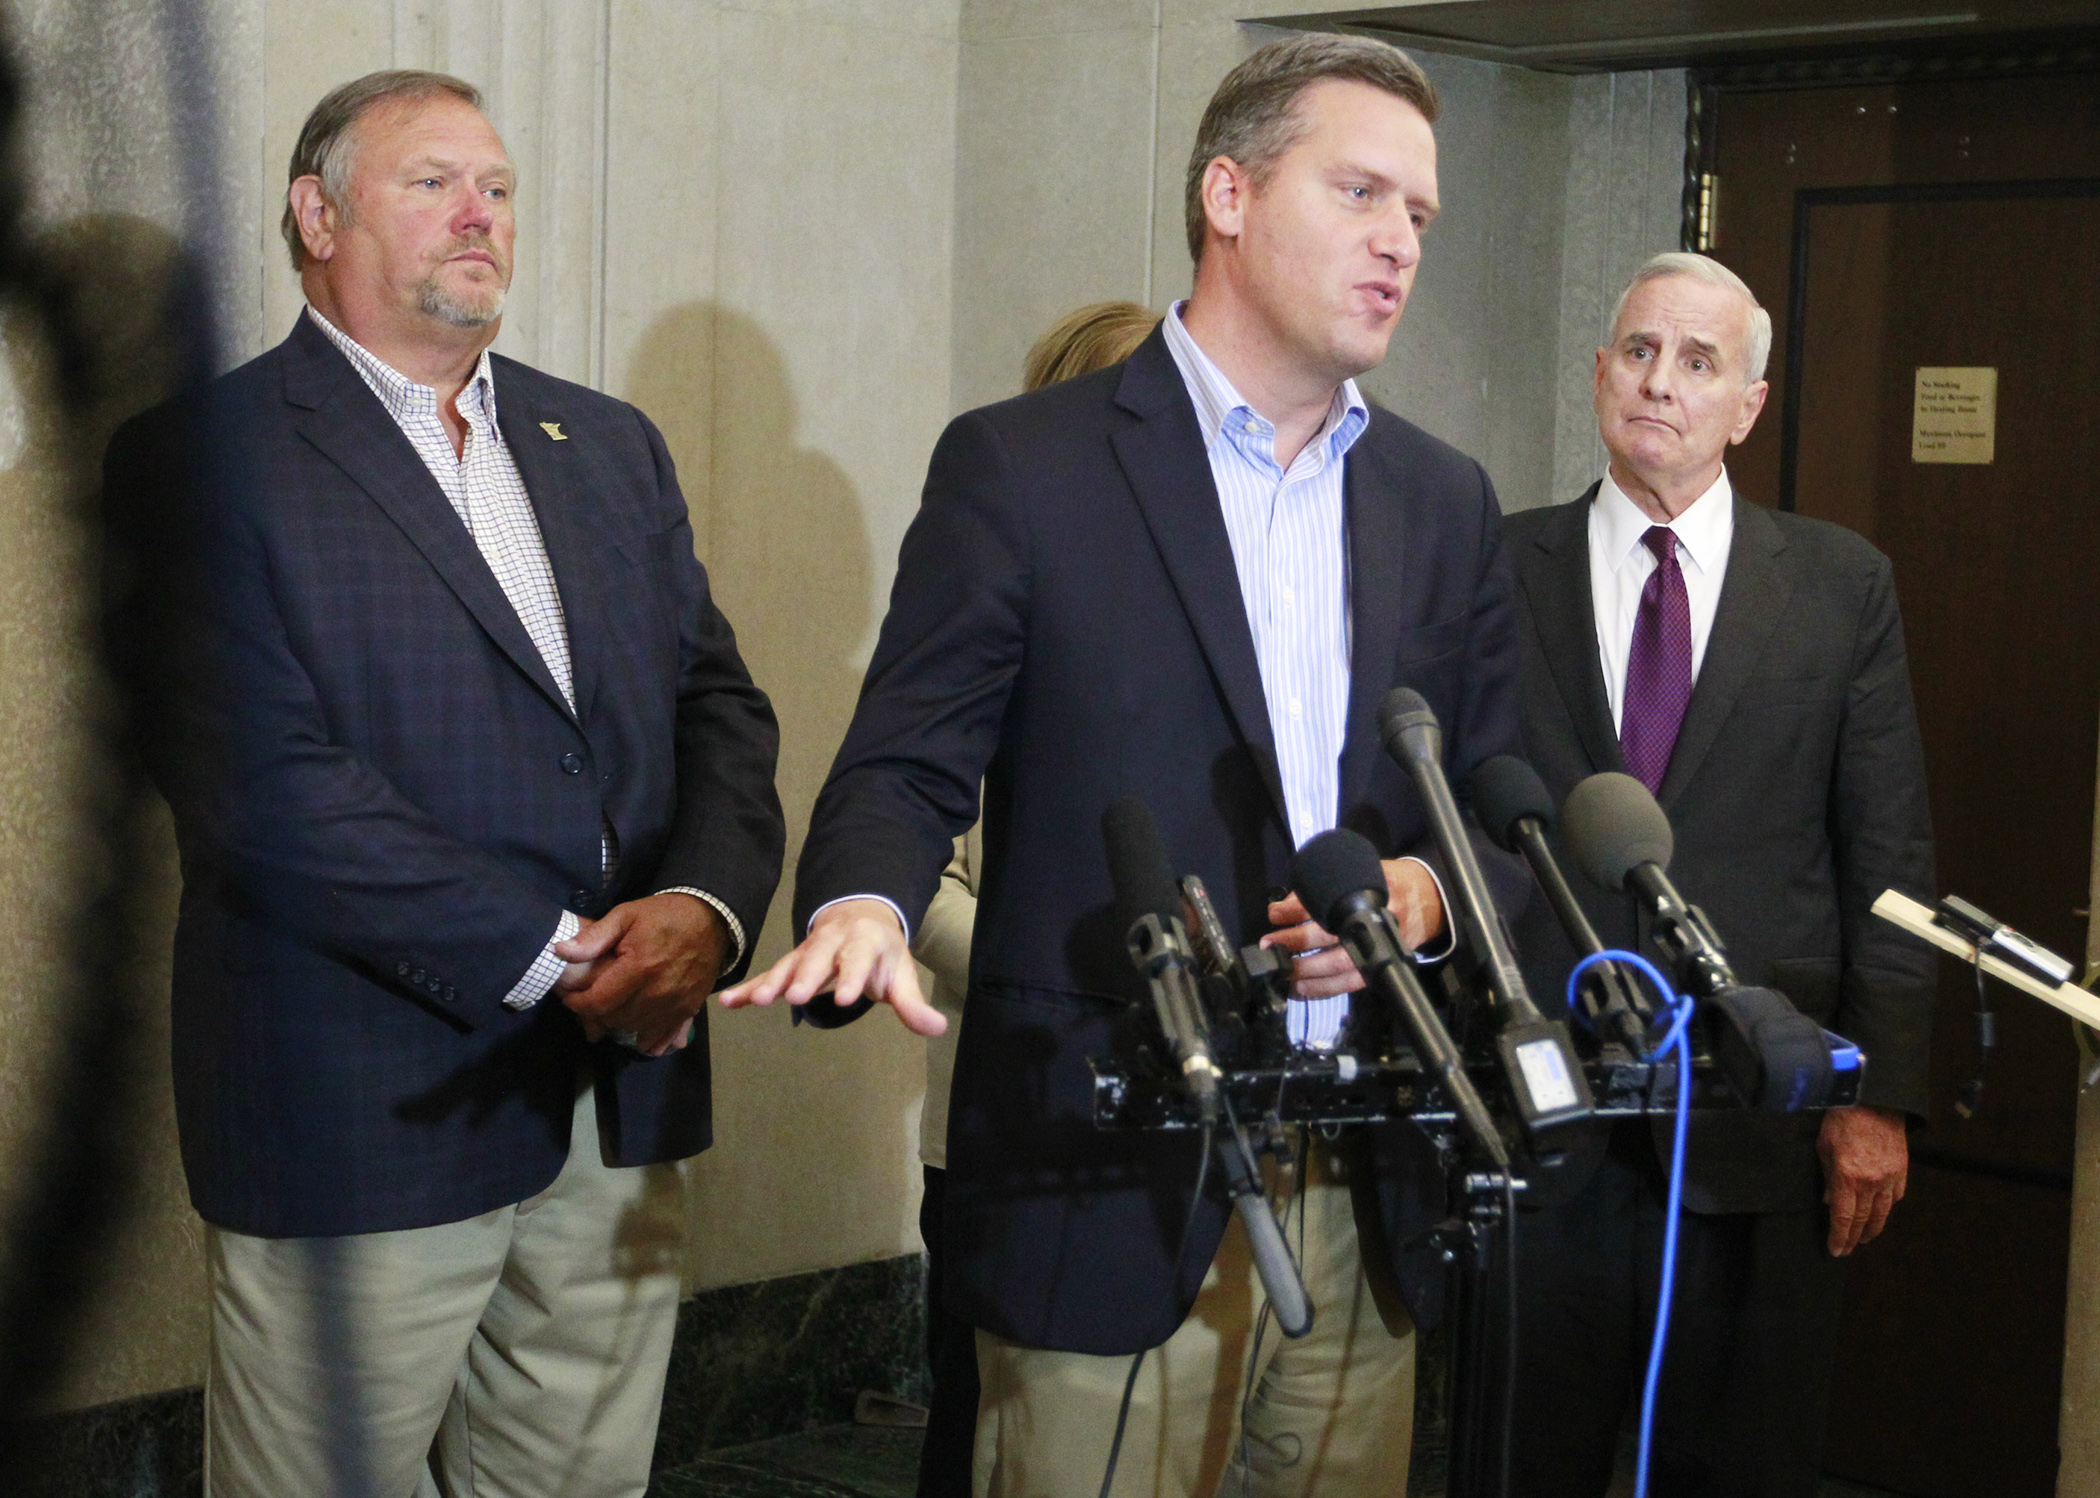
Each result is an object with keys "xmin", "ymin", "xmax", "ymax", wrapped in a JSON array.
[
  {"xmin": 282, "ymin": 320, "xmax": 578, "ymax": 726},
  {"xmin": 1523, "ymin": 485, "xmax": 1623, "ymax": 776},
  {"xmin": 493, "ymin": 364, "xmax": 605, "ymax": 731},
  {"xmin": 1656, "ymin": 495, "xmax": 1791, "ymax": 809},
  {"xmin": 1108, "ymin": 337, "xmax": 1288, "ymax": 828},
  {"xmin": 1336, "ymin": 434, "xmax": 1407, "ymax": 812}
]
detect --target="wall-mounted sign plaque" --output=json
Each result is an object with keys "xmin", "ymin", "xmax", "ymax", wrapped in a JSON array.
[{"xmin": 1913, "ymin": 367, "xmax": 1997, "ymax": 464}]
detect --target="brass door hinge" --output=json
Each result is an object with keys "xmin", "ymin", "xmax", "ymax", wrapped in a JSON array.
[{"xmin": 1695, "ymin": 173, "xmax": 1720, "ymax": 252}]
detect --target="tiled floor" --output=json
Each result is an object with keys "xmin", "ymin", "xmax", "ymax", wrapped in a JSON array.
[
  {"xmin": 649, "ymin": 1425, "xmax": 921, "ymax": 1498},
  {"xmin": 648, "ymin": 1422, "xmax": 1909, "ymax": 1498}
]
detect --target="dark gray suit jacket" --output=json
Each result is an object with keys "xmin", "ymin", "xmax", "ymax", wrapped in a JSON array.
[{"xmin": 1506, "ymin": 485, "xmax": 1936, "ymax": 1214}]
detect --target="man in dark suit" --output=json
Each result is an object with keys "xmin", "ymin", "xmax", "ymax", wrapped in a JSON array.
[
  {"xmin": 1502, "ymin": 252, "xmax": 1935, "ymax": 1497},
  {"xmin": 107, "ymin": 71, "xmax": 783, "ymax": 1497},
  {"xmin": 724, "ymin": 34, "xmax": 1523, "ymax": 1498}
]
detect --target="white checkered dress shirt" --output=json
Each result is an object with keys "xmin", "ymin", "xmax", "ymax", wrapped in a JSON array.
[{"xmin": 309, "ymin": 307, "xmax": 744, "ymax": 1011}]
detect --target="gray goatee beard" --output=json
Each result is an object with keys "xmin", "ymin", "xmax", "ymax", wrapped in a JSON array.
[{"xmin": 417, "ymin": 275, "xmax": 506, "ymax": 328}]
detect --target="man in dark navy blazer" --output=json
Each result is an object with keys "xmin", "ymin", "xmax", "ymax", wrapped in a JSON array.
[
  {"xmin": 1501, "ymin": 254, "xmax": 1934, "ymax": 1498},
  {"xmin": 725, "ymin": 35, "xmax": 1523, "ymax": 1498},
  {"xmin": 108, "ymin": 72, "xmax": 782, "ymax": 1497}
]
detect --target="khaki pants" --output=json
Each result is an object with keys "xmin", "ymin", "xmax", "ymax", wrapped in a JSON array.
[
  {"xmin": 973, "ymin": 1137, "xmax": 1415, "ymax": 1498},
  {"xmin": 205, "ymin": 1084, "xmax": 687, "ymax": 1498}
]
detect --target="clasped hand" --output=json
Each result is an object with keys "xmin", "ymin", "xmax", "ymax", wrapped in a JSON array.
[{"xmin": 554, "ymin": 892, "xmax": 729, "ymax": 1057}]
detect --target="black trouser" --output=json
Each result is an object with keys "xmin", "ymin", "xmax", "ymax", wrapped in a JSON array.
[
  {"xmin": 917, "ymin": 1165, "xmax": 981, "ymax": 1498},
  {"xmin": 1509, "ymin": 1120, "xmax": 1844, "ymax": 1498}
]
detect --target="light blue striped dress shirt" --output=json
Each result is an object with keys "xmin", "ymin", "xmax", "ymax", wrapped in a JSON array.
[{"xmin": 1160, "ymin": 305, "xmax": 1367, "ymax": 1048}]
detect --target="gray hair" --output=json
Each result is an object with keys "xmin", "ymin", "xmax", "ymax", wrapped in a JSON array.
[
  {"xmin": 1611, "ymin": 251, "xmax": 1773, "ymax": 384},
  {"xmin": 1184, "ymin": 33, "xmax": 1439, "ymax": 265},
  {"xmin": 280, "ymin": 70, "xmax": 486, "ymax": 271}
]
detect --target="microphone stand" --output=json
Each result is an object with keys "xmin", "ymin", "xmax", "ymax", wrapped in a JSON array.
[
  {"xmin": 1505, "ymin": 815, "xmax": 1654, "ymax": 1055},
  {"xmin": 1336, "ymin": 910, "xmax": 1515, "ymax": 1497}
]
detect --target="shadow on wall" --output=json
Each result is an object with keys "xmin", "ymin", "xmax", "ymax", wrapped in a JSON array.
[
  {"xmin": 627, "ymin": 304, "xmax": 921, "ymax": 1283},
  {"xmin": 0, "ymin": 206, "xmax": 198, "ymax": 1482},
  {"xmin": 625, "ymin": 302, "xmax": 875, "ymax": 879}
]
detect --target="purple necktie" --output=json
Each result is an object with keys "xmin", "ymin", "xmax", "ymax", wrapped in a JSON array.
[{"xmin": 1620, "ymin": 526, "xmax": 1693, "ymax": 795}]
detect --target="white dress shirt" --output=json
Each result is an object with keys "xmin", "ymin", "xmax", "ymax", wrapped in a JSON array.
[
  {"xmin": 309, "ymin": 307, "xmax": 743, "ymax": 1010},
  {"xmin": 1589, "ymin": 467, "xmax": 1736, "ymax": 730}
]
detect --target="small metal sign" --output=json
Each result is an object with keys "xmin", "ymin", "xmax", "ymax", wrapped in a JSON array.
[{"xmin": 1912, "ymin": 367, "xmax": 1996, "ymax": 465}]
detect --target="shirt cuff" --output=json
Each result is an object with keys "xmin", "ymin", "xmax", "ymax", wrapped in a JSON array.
[
  {"xmin": 1399, "ymin": 855, "xmax": 1457, "ymax": 963},
  {"xmin": 657, "ymin": 886, "xmax": 748, "ymax": 972},
  {"xmin": 808, "ymin": 893, "xmax": 912, "ymax": 945},
  {"xmin": 505, "ymin": 908, "xmax": 582, "ymax": 1010}
]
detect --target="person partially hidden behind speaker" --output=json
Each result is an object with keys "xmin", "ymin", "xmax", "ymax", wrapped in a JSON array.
[
  {"xmin": 911, "ymin": 300, "xmax": 1160, "ymax": 1498},
  {"xmin": 724, "ymin": 31, "xmax": 1531, "ymax": 1498},
  {"xmin": 1502, "ymin": 252, "xmax": 1936, "ymax": 1498}
]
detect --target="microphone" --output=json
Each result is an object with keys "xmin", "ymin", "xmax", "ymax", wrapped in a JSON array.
[
  {"xmin": 1470, "ymin": 755, "xmax": 1653, "ymax": 1054},
  {"xmin": 1560, "ymin": 772, "xmax": 1732, "ymax": 996},
  {"xmin": 1181, "ymin": 873, "xmax": 1292, "ymax": 1058},
  {"xmin": 1292, "ymin": 828, "xmax": 1509, "ymax": 1170},
  {"xmin": 1214, "ymin": 1109, "xmax": 1314, "ymax": 1338},
  {"xmin": 1102, "ymin": 799, "xmax": 1311, "ymax": 1337},
  {"xmin": 1376, "ymin": 690, "xmax": 1591, "ymax": 1133},
  {"xmin": 1560, "ymin": 773, "xmax": 1845, "ymax": 1112},
  {"xmin": 1103, "ymin": 797, "xmax": 1221, "ymax": 1124}
]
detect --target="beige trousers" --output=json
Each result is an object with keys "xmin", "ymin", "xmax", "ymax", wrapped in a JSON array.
[
  {"xmin": 973, "ymin": 1137, "xmax": 1415, "ymax": 1498},
  {"xmin": 205, "ymin": 1084, "xmax": 688, "ymax": 1498}
]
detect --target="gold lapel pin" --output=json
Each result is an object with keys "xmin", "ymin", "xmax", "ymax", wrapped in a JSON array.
[{"xmin": 540, "ymin": 421, "xmax": 567, "ymax": 441}]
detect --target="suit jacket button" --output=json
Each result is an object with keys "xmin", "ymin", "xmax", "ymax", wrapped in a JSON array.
[
  {"xmin": 396, "ymin": 961, "xmax": 411, "ymax": 978},
  {"xmin": 412, "ymin": 967, "xmax": 427, "ymax": 983},
  {"xmin": 572, "ymin": 888, "xmax": 593, "ymax": 909},
  {"xmin": 444, "ymin": 986, "xmax": 458, "ymax": 1002},
  {"xmin": 560, "ymin": 752, "xmax": 583, "ymax": 775}
]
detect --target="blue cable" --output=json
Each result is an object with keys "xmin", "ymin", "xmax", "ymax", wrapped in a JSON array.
[{"xmin": 1566, "ymin": 950, "xmax": 1693, "ymax": 1498}]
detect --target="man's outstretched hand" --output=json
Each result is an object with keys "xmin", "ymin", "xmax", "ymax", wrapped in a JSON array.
[
  {"xmin": 716, "ymin": 898, "xmax": 948, "ymax": 1037},
  {"xmin": 555, "ymin": 892, "xmax": 728, "ymax": 1056}
]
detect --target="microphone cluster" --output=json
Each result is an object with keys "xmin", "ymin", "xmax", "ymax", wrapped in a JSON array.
[
  {"xmin": 1102, "ymin": 795, "xmax": 1312, "ymax": 1338},
  {"xmin": 1095, "ymin": 690, "xmax": 1865, "ymax": 1157}
]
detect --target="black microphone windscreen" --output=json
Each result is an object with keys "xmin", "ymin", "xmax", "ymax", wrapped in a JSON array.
[
  {"xmin": 1289, "ymin": 829, "xmax": 1388, "ymax": 934},
  {"xmin": 1561, "ymin": 772, "xmax": 1674, "ymax": 892},
  {"xmin": 1469, "ymin": 755, "xmax": 1555, "ymax": 851},
  {"xmin": 1102, "ymin": 796, "xmax": 1182, "ymax": 931},
  {"xmin": 1377, "ymin": 687, "xmax": 1438, "ymax": 761}
]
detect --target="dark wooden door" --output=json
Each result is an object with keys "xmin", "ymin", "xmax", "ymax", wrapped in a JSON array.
[{"xmin": 1709, "ymin": 74, "xmax": 2100, "ymax": 1496}]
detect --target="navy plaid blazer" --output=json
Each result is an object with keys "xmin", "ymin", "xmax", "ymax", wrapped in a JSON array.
[{"xmin": 107, "ymin": 315, "xmax": 785, "ymax": 1237}]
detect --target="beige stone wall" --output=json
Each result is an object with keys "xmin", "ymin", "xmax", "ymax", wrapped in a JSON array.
[{"xmin": 951, "ymin": 1, "xmax": 1686, "ymax": 506}]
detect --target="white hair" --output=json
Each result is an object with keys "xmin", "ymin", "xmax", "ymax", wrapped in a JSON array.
[{"xmin": 1609, "ymin": 251, "xmax": 1772, "ymax": 384}]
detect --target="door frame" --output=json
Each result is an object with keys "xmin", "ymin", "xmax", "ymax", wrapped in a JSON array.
[{"xmin": 1682, "ymin": 38, "xmax": 2100, "ymax": 255}]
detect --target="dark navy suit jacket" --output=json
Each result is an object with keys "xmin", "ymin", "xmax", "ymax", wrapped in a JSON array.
[
  {"xmin": 106, "ymin": 316, "xmax": 785, "ymax": 1238},
  {"xmin": 794, "ymin": 329, "xmax": 1526, "ymax": 1353}
]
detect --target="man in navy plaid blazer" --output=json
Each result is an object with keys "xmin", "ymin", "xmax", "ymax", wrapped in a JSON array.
[{"xmin": 107, "ymin": 71, "xmax": 783, "ymax": 1497}]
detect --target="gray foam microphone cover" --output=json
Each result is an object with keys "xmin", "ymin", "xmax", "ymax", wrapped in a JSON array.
[{"xmin": 1561, "ymin": 772, "xmax": 1674, "ymax": 891}]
